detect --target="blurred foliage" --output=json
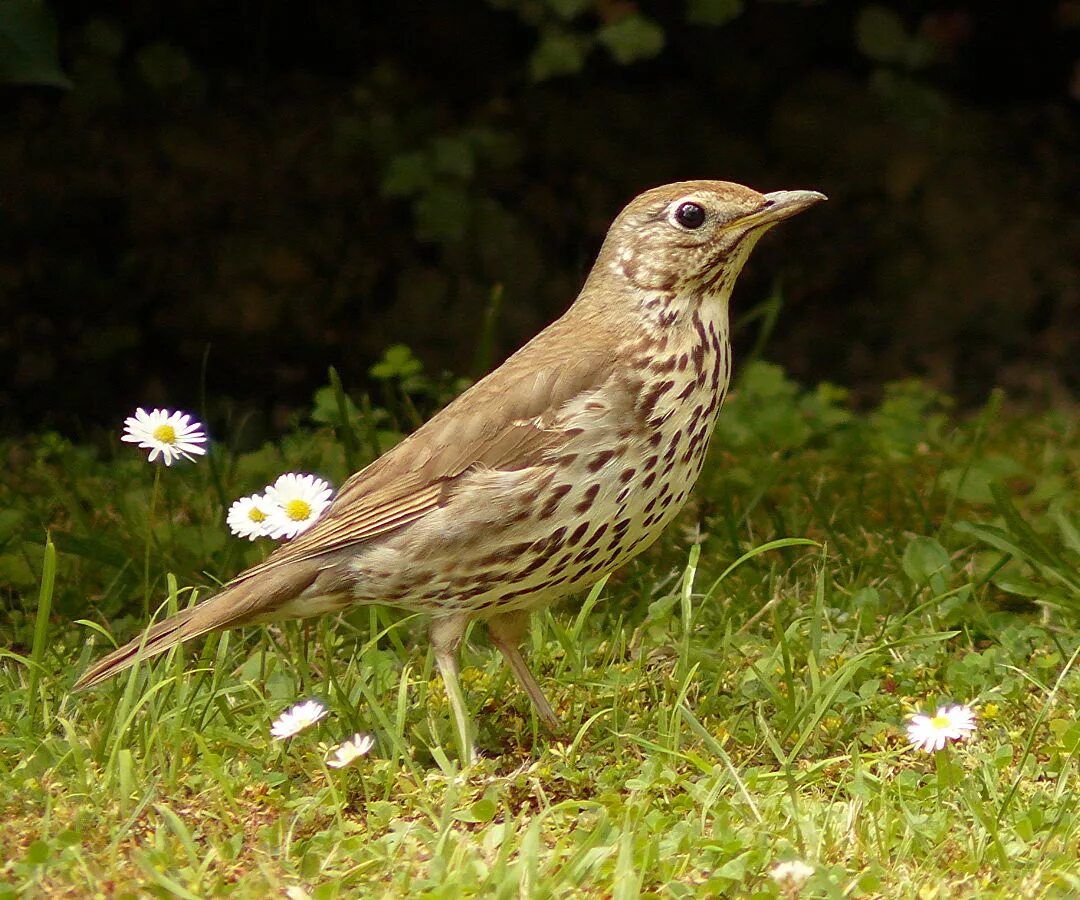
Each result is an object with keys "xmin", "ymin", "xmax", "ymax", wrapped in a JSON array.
[
  {"xmin": 1, "ymin": 1, "xmax": 1077, "ymax": 439},
  {"xmin": 489, "ymin": 0, "xmax": 667, "ymax": 79},
  {"xmin": 0, "ymin": 0, "xmax": 70, "ymax": 87}
]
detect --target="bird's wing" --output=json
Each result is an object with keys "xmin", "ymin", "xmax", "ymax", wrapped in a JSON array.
[{"xmin": 227, "ymin": 334, "xmax": 621, "ymax": 585}]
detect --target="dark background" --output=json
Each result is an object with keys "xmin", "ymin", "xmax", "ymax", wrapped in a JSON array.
[{"xmin": 2, "ymin": 0, "xmax": 1078, "ymax": 440}]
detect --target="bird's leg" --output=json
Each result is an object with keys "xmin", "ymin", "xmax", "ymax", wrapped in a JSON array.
[
  {"xmin": 429, "ymin": 614, "xmax": 476, "ymax": 764},
  {"xmin": 487, "ymin": 609, "xmax": 561, "ymax": 733}
]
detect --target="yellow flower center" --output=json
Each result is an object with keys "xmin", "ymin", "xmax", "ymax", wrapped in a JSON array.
[
  {"xmin": 285, "ymin": 499, "xmax": 312, "ymax": 522},
  {"xmin": 930, "ymin": 715, "xmax": 950, "ymax": 728},
  {"xmin": 152, "ymin": 424, "xmax": 177, "ymax": 444},
  {"xmin": 248, "ymin": 507, "xmax": 267, "ymax": 523}
]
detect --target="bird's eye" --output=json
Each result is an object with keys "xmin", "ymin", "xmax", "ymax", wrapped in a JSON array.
[{"xmin": 674, "ymin": 202, "xmax": 706, "ymax": 229}]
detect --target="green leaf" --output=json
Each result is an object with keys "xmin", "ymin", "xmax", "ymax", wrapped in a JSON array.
[
  {"xmin": 547, "ymin": 0, "xmax": 592, "ymax": 21},
  {"xmin": 598, "ymin": 15, "xmax": 666, "ymax": 65},
  {"xmin": 1050, "ymin": 501, "xmax": 1080, "ymax": 555},
  {"xmin": 0, "ymin": 508, "xmax": 24, "ymax": 543},
  {"xmin": 370, "ymin": 345, "xmax": 423, "ymax": 381},
  {"xmin": 646, "ymin": 590, "xmax": 680, "ymax": 623},
  {"xmin": 902, "ymin": 535, "xmax": 951, "ymax": 586},
  {"xmin": 713, "ymin": 853, "xmax": 748, "ymax": 881},
  {"xmin": 413, "ymin": 183, "xmax": 472, "ymax": 243},
  {"xmin": 740, "ymin": 360, "xmax": 797, "ymax": 399},
  {"xmin": 431, "ymin": 136, "xmax": 475, "ymax": 181},
  {"xmin": 954, "ymin": 520, "xmax": 1028, "ymax": 562},
  {"xmin": 310, "ymin": 384, "xmax": 360, "ymax": 427},
  {"xmin": 714, "ymin": 361, "xmax": 814, "ymax": 450},
  {"xmin": 55, "ymin": 830, "xmax": 80, "ymax": 848},
  {"xmin": 0, "ymin": 0, "xmax": 71, "ymax": 87},
  {"xmin": 990, "ymin": 482, "xmax": 1066, "ymax": 571},
  {"xmin": 851, "ymin": 586, "xmax": 882, "ymax": 615},
  {"xmin": 24, "ymin": 839, "xmax": 50, "ymax": 866},
  {"xmin": 993, "ymin": 574, "xmax": 1054, "ymax": 600},
  {"xmin": 940, "ymin": 455, "xmax": 1023, "ymax": 504},
  {"xmin": 686, "ymin": 0, "xmax": 743, "ymax": 28},
  {"xmin": 530, "ymin": 29, "xmax": 591, "ymax": 81},
  {"xmin": 380, "ymin": 151, "xmax": 434, "ymax": 198},
  {"xmin": 27, "ymin": 534, "xmax": 55, "ymax": 726},
  {"xmin": 326, "ymin": 367, "xmax": 363, "ymax": 472},
  {"xmin": 854, "ymin": 5, "xmax": 909, "ymax": 64},
  {"xmin": 455, "ymin": 797, "xmax": 498, "ymax": 823}
]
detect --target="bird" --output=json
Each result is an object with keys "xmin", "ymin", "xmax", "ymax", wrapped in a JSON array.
[{"xmin": 75, "ymin": 180, "xmax": 825, "ymax": 762}]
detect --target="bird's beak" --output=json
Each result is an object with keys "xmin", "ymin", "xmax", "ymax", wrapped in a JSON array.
[{"xmin": 739, "ymin": 190, "xmax": 827, "ymax": 228}]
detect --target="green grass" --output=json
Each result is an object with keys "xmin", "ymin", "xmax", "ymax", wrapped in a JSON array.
[{"xmin": 1, "ymin": 362, "xmax": 1078, "ymax": 897}]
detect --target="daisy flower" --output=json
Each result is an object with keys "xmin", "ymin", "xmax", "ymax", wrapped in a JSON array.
[
  {"xmin": 227, "ymin": 492, "xmax": 274, "ymax": 540},
  {"xmin": 270, "ymin": 699, "xmax": 328, "ymax": 739},
  {"xmin": 265, "ymin": 473, "xmax": 334, "ymax": 539},
  {"xmin": 906, "ymin": 704, "xmax": 977, "ymax": 752},
  {"xmin": 769, "ymin": 859, "xmax": 814, "ymax": 894},
  {"xmin": 326, "ymin": 733, "xmax": 375, "ymax": 768},
  {"xmin": 121, "ymin": 408, "xmax": 207, "ymax": 465}
]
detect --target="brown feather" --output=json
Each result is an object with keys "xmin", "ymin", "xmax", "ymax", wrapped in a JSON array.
[
  {"xmin": 73, "ymin": 558, "xmax": 325, "ymax": 689},
  {"xmin": 219, "ymin": 321, "xmax": 619, "ymax": 587}
]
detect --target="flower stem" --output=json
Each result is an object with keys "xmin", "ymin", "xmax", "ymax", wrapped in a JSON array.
[
  {"xmin": 143, "ymin": 465, "xmax": 162, "ymax": 618},
  {"xmin": 934, "ymin": 745, "xmax": 955, "ymax": 801}
]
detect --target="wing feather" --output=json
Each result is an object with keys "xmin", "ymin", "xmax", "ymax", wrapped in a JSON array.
[{"xmin": 225, "ymin": 323, "xmax": 622, "ymax": 587}]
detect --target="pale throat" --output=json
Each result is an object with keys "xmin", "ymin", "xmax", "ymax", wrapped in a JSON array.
[{"xmin": 637, "ymin": 280, "xmax": 734, "ymax": 334}]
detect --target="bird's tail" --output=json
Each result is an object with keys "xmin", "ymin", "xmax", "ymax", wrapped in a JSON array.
[
  {"xmin": 74, "ymin": 560, "xmax": 326, "ymax": 690},
  {"xmin": 73, "ymin": 604, "xmax": 210, "ymax": 689}
]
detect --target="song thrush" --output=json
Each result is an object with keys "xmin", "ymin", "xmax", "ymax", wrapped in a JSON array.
[{"xmin": 76, "ymin": 180, "xmax": 825, "ymax": 761}]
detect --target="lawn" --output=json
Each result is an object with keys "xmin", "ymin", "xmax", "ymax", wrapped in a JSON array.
[{"xmin": 2, "ymin": 361, "xmax": 1078, "ymax": 898}]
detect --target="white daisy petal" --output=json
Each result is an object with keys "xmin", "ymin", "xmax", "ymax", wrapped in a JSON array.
[
  {"xmin": 227, "ymin": 492, "xmax": 275, "ymax": 540},
  {"xmin": 264, "ymin": 473, "xmax": 334, "ymax": 539},
  {"xmin": 769, "ymin": 859, "xmax": 814, "ymax": 892},
  {"xmin": 270, "ymin": 699, "xmax": 328, "ymax": 739},
  {"xmin": 326, "ymin": 733, "xmax": 375, "ymax": 768},
  {"xmin": 121, "ymin": 407, "xmax": 208, "ymax": 466},
  {"xmin": 906, "ymin": 703, "xmax": 977, "ymax": 753}
]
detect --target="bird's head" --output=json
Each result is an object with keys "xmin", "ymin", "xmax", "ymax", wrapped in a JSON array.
[{"xmin": 595, "ymin": 180, "xmax": 826, "ymax": 299}]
